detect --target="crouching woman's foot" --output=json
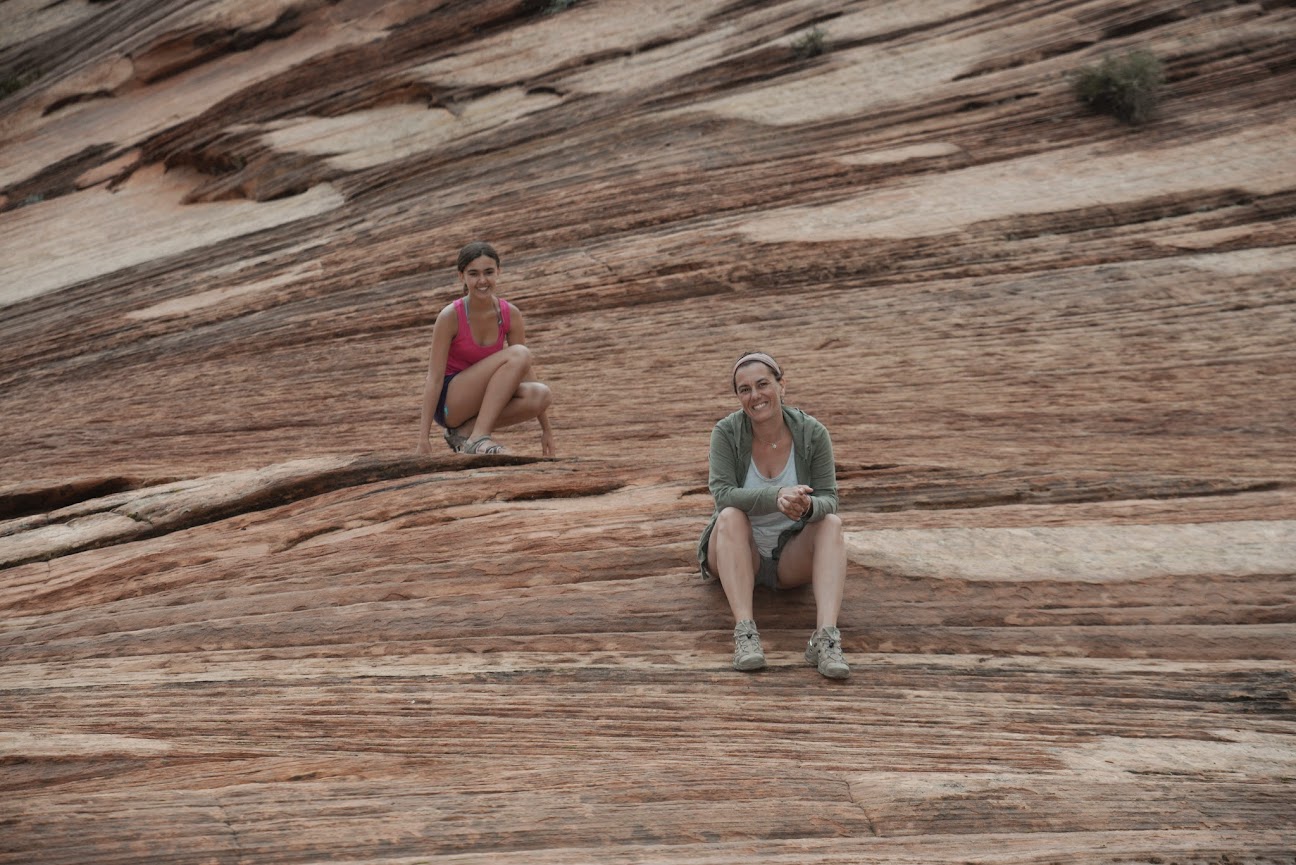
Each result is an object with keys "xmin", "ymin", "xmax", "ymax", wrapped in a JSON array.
[{"xmin": 443, "ymin": 421, "xmax": 471, "ymax": 453}]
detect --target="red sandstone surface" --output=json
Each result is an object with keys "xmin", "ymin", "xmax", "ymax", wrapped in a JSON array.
[{"xmin": 1, "ymin": 1, "xmax": 1293, "ymax": 863}]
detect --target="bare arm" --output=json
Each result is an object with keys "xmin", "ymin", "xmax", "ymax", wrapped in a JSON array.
[{"xmin": 416, "ymin": 305, "xmax": 457, "ymax": 454}]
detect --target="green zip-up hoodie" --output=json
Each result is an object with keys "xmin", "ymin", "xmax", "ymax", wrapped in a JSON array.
[{"xmin": 696, "ymin": 405, "xmax": 838, "ymax": 576}]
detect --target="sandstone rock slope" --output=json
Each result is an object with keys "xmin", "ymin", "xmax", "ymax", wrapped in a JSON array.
[{"xmin": 1, "ymin": 1, "xmax": 1293, "ymax": 862}]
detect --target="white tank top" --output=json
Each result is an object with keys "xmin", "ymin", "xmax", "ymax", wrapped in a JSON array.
[{"xmin": 744, "ymin": 450, "xmax": 798, "ymax": 557}]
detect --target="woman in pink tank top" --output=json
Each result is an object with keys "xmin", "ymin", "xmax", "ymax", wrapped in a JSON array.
[{"xmin": 416, "ymin": 242, "xmax": 555, "ymax": 456}]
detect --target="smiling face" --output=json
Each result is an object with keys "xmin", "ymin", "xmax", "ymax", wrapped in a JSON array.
[
  {"xmin": 460, "ymin": 255, "xmax": 500, "ymax": 297},
  {"xmin": 734, "ymin": 361, "xmax": 784, "ymax": 422}
]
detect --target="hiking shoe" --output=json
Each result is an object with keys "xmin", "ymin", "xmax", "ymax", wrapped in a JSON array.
[
  {"xmin": 733, "ymin": 619, "xmax": 766, "ymax": 671},
  {"xmin": 805, "ymin": 625, "xmax": 850, "ymax": 679}
]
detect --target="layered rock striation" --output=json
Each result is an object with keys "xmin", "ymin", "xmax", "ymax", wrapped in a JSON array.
[{"xmin": 1, "ymin": 1, "xmax": 1293, "ymax": 862}]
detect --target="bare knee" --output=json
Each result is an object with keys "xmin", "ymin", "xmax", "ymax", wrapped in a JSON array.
[
  {"xmin": 708, "ymin": 507, "xmax": 754, "ymax": 574},
  {"xmin": 715, "ymin": 507, "xmax": 752, "ymax": 539},
  {"xmin": 503, "ymin": 343, "xmax": 532, "ymax": 370},
  {"xmin": 814, "ymin": 512, "xmax": 844, "ymax": 542},
  {"xmin": 529, "ymin": 381, "xmax": 552, "ymax": 412},
  {"xmin": 512, "ymin": 381, "xmax": 551, "ymax": 417}
]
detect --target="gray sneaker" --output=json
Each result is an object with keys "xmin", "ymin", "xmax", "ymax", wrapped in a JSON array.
[
  {"xmin": 805, "ymin": 625, "xmax": 850, "ymax": 679},
  {"xmin": 732, "ymin": 619, "xmax": 766, "ymax": 671}
]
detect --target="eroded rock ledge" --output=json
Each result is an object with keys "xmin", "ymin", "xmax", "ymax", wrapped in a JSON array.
[{"xmin": 1, "ymin": 0, "xmax": 1293, "ymax": 862}]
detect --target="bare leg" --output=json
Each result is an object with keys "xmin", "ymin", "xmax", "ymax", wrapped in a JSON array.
[
  {"xmin": 448, "ymin": 383, "xmax": 551, "ymax": 433},
  {"xmin": 444, "ymin": 346, "xmax": 551, "ymax": 442},
  {"xmin": 491, "ymin": 382, "xmax": 552, "ymax": 429},
  {"xmin": 706, "ymin": 507, "xmax": 762, "ymax": 623},
  {"xmin": 775, "ymin": 514, "xmax": 846, "ymax": 629}
]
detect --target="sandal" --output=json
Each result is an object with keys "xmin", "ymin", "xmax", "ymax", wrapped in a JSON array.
[
  {"xmin": 462, "ymin": 435, "xmax": 506, "ymax": 455},
  {"xmin": 443, "ymin": 425, "xmax": 469, "ymax": 453}
]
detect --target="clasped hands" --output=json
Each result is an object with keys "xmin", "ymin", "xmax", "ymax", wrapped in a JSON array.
[{"xmin": 776, "ymin": 484, "xmax": 814, "ymax": 521}]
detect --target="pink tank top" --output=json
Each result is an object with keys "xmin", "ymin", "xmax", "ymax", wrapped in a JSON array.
[{"xmin": 445, "ymin": 295, "xmax": 511, "ymax": 375}]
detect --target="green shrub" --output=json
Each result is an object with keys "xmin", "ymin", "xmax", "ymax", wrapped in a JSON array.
[
  {"xmin": 791, "ymin": 26, "xmax": 827, "ymax": 60},
  {"xmin": 544, "ymin": 0, "xmax": 576, "ymax": 13},
  {"xmin": 0, "ymin": 69, "xmax": 40, "ymax": 100},
  {"xmin": 1073, "ymin": 49, "xmax": 1165, "ymax": 125}
]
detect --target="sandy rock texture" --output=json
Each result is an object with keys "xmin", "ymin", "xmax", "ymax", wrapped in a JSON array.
[{"xmin": 1, "ymin": 1, "xmax": 1293, "ymax": 862}]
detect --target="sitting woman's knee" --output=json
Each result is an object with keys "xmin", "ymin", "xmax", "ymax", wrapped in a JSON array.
[
  {"xmin": 716, "ymin": 507, "xmax": 751, "ymax": 536},
  {"xmin": 817, "ymin": 512, "xmax": 844, "ymax": 538}
]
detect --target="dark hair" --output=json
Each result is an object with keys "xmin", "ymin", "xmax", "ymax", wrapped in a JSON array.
[
  {"xmin": 457, "ymin": 241, "xmax": 501, "ymax": 272},
  {"xmin": 732, "ymin": 350, "xmax": 783, "ymax": 392}
]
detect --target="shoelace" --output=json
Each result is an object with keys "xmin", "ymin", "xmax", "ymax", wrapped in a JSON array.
[
  {"xmin": 818, "ymin": 635, "xmax": 844, "ymax": 660},
  {"xmin": 819, "ymin": 640, "xmax": 839, "ymax": 669},
  {"xmin": 736, "ymin": 630, "xmax": 761, "ymax": 653}
]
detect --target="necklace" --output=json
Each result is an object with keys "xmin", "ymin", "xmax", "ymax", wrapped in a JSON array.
[{"xmin": 754, "ymin": 427, "xmax": 786, "ymax": 449}]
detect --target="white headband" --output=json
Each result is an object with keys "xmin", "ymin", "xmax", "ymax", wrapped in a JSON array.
[{"xmin": 732, "ymin": 352, "xmax": 782, "ymax": 391}]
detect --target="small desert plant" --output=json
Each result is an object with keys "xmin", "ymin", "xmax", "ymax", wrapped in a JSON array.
[
  {"xmin": 0, "ymin": 69, "xmax": 40, "ymax": 100},
  {"xmin": 1072, "ymin": 49, "xmax": 1165, "ymax": 125},
  {"xmin": 544, "ymin": 0, "xmax": 576, "ymax": 13},
  {"xmin": 791, "ymin": 26, "xmax": 827, "ymax": 60}
]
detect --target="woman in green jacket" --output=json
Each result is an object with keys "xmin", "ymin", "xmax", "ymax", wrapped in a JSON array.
[{"xmin": 697, "ymin": 351, "xmax": 850, "ymax": 679}]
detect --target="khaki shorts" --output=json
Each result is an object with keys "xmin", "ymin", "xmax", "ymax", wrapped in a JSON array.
[{"xmin": 700, "ymin": 554, "xmax": 780, "ymax": 590}]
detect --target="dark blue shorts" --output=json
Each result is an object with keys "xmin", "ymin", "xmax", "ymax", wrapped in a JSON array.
[{"xmin": 433, "ymin": 373, "xmax": 457, "ymax": 427}]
